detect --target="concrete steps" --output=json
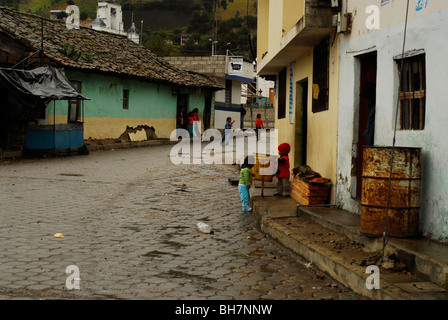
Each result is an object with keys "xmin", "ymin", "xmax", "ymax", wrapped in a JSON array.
[
  {"xmin": 299, "ymin": 206, "xmax": 448, "ymax": 290},
  {"xmin": 251, "ymin": 196, "xmax": 448, "ymax": 300}
]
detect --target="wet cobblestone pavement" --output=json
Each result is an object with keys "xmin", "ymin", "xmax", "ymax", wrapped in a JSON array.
[{"xmin": 0, "ymin": 145, "xmax": 361, "ymax": 300}]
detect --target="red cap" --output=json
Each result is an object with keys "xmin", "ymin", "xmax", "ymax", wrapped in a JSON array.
[{"xmin": 278, "ymin": 143, "xmax": 291, "ymax": 154}]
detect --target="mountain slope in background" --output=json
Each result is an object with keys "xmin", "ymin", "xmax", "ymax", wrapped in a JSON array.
[
  {"xmin": 0, "ymin": 0, "xmax": 257, "ymax": 59},
  {"xmin": 0, "ymin": 0, "xmax": 256, "ymax": 27}
]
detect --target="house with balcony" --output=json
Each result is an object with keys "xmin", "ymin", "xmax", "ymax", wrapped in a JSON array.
[
  {"xmin": 257, "ymin": 0, "xmax": 448, "ymax": 243},
  {"xmin": 257, "ymin": 0, "xmax": 341, "ymax": 200}
]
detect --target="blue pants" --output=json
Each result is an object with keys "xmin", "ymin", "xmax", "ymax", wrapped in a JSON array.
[
  {"xmin": 221, "ymin": 129, "xmax": 231, "ymax": 145},
  {"xmin": 238, "ymin": 185, "xmax": 251, "ymax": 211}
]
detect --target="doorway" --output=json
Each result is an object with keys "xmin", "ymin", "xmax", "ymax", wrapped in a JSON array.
[
  {"xmin": 355, "ymin": 52, "xmax": 377, "ymax": 199},
  {"xmin": 294, "ymin": 79, "xmax": 308, "ymax": 168},
  {"xmin": 176, "ymin": 94, "xmax": 188, "ymax": 137},
  {"xmin": 0, "ymin": 83, "xmax": 27, "ymax": 151},
  {"xmin": 203, "ymin": 93, "xmax": 212, "ymax": 130}
]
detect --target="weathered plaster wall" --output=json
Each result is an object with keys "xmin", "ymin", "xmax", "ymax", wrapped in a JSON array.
[
  {"xmin": 337, "ymin": 6, "xmax": 448, "ymax": 241},
  {"xmin": 50, "ymin": 71, "xmax": 213, "ymax": 140},
  {"xmin": 274, "ymin": 41, "xmax": 339, "ymax": 193}
]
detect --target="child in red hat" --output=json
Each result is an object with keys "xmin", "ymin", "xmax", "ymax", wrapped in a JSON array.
[{"xmin": 274, "ymin": 142, "xmax": 291, "ymax": 197}]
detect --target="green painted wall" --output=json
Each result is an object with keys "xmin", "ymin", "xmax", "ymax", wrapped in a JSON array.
[
  {"xmin": 52, "ymin": 70, "xmax": 179, "ymax": 119},
  {"xmin": 49, "ymin": 69, "xmax": 217, "ymax": 138},
  {"xmin": 52, "ymin": 70, "xmax": 215, "ymax": 119},
  {"xmin": 189, "ymin": 93, "xmax": 204, "ymax": 113}
]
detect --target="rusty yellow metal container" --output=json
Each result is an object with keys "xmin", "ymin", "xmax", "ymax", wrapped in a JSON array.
[
  {"xmin": 252, "ymin": 153, "xmax": 275, "ymax": 182},
  {"xmin": 361, "ymin": 146, "xmax": 421, "ymax": 238},
  {"xmin": 252, "ymin": 153, "xmax": 275, "ymax": 197}
]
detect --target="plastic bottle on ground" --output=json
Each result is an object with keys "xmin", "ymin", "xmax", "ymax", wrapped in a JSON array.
[{"xmin": 197, "ymin": 222, "xmax": 213, "ymax": 234}]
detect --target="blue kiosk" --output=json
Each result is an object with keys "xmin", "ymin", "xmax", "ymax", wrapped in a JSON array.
[{"xmin": 0, "ymin": 66, "xmax": 89, "ymax": 155}]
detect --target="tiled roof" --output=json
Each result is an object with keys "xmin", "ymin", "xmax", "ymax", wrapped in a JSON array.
[{"xmin": 0, "ymin": 7, "xmax": 222, "ymax": 89}]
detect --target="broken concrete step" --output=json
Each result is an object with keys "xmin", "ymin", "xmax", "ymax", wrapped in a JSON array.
[
  {"xmin": 259, "ymin": 214, "xmax": 448, "ymax": 300},
  {"xmin": 298, "ymin": 206, "xmax": 448, "ymax": 290}
]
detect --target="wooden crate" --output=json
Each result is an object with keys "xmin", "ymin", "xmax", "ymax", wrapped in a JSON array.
[{"xmin": 291, "ymin": 178, "xmax": 330, "ymax": 205}]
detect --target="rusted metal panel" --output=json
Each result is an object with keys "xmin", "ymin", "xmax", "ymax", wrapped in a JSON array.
[
  {"xmin": 362, "ymin": 178, "xmax": 420, "ymax": 208},
  {"xmin": 361, "ymin": 207, "xmax": 420, "ymax": 238},
  {"xmin": 362, "ymin": 146, "xmax": 421, "ymax": 179},
  {"xmin": 361, "ymin": 146, "xmax": 422, "ymax": 238}
]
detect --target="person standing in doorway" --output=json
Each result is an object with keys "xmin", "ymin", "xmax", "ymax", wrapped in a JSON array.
[
  {"xmin": 193, "ymin": 108, "xmax": 201, "ymax": 138},
  {"xmin": 187, "ymin": 112, "xmax": 194, "ymax": 138}
]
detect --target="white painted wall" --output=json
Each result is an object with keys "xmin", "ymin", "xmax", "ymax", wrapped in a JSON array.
[
  {"xmin": 95, "ymin": 2, "xmax": 125, "ymax": 34},
  {"xmin": 337, "ymin": 4, "xmax": 448, "ymax": 241},
  {"xmin": 257, "ymin": 77, "xmax": 275, "ymax": 102},
  {"xmin": 214, "ymin": 78, "xmax": 244, "ymax": 129},
  {"xmin": 231, "ymin": 80, "xmax": 241, "ymax": 106},
  {"xmin": 214, "ymin": 109, "xmax": 241, "ymax": 129}
]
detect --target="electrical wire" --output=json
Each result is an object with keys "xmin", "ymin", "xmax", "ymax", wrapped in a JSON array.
[
  {"xmin": 380, "ymin": 0, "xmax": 411, "ymax": 262},
  {"xmin": 363, "ymin": 0, "xmax": 411, "ymax": 263}
]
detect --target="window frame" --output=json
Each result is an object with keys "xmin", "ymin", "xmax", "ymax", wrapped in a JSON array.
[
  {"xmin": 123, "ymin": 89, "xmax": 129, "ymax": 110},
  {"xmin": 312, "ymin": 38, "xmax": 330, "ymax": 113},
  {"xmin": 397, "ymin": 54, "xmax": 426, "ymax": 130},
  {"xmin": 68, "ymin": 80, "xmax": 82, "ymax": 123}
]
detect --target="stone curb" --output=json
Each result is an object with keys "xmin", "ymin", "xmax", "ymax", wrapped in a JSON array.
[{"xmin": 85, "ymin": 139, "xmax": 175, "ymax": 152}]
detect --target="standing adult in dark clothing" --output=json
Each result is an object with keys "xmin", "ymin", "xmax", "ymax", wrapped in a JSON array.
[{"xmin": 240, "ymin": 105, "xmax": 246, "ymax": 129}]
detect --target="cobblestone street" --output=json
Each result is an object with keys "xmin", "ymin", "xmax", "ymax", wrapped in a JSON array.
[{"xmin": 0, "ymin": 143, "xmax": 360, "ymax": 300}]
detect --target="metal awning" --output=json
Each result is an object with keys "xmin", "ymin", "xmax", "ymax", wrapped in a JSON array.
[{"xmin": 0, "ymin": 66, "xmax": 89, "ymax": 108}]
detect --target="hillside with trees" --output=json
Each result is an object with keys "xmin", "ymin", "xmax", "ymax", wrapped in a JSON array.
[{"xmin": 0, "ymin": 0, "xmax": 257, "ymax": 60}]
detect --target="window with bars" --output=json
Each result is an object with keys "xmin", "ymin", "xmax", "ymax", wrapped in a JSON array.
[
  {"xmin": 225, "ymin": 80, "xmax": 232, "ymax": 107},
  {"xmin": 397, "ymin": 54, "xmax": 426, "ymax": 130},
  {"xmin": 312, "ymin": 38, "xmax": 329, "ymax": 113},
  {"xmin": 123, "ymin": 89, "xmax": 129, "ymax": 110}
]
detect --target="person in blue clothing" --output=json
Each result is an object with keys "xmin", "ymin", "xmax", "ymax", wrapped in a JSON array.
[
  {"xmin": 221, "ymin": 117, "xmax": 235, "ymax": 145},
  {"xmin": 238, "ymin": 155, "xmax": 254, "ymax": 212}
]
